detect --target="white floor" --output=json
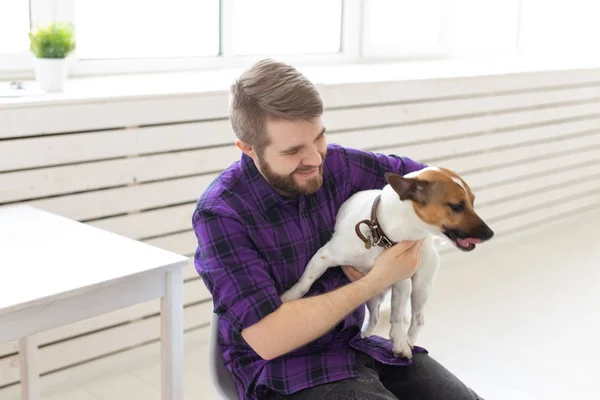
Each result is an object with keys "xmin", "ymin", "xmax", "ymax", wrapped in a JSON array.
[{"xmin": 1, "ymin": 208, "xmax": 599, "ymax": 400}]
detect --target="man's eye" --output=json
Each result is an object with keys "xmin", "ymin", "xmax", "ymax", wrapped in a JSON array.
[
  {"xmin": 447, "ymin": 201, "xmax": 465, "ymax": 212},
  {"xmin": 284, "ymin": 150, "xmax": 298, "ymax": 156}
]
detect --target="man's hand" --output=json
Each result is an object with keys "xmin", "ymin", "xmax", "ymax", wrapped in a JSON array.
[{"xmin": 342, "ymin": 240, "xmax": 423, "ymax": 284}]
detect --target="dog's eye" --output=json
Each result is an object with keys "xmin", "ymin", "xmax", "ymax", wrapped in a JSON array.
[{"xmin": 447, "ymin": 201, "xmax": 465, "ymax": 212}]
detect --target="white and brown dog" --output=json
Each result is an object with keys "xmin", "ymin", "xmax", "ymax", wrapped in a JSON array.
[{"xmin": 281, "ymin": 166, "xmax": 494, "ymax": 358}]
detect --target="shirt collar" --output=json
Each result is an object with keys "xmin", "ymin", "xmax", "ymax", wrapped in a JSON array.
[{"xmin": 240, "ymin": 152, "xmax": 297, "ymax": 213}]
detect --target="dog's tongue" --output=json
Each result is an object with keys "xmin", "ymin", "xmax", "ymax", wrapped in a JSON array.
[{"xmin": 457, "ymin": 238, "xmax": 483, "ymax": 247}]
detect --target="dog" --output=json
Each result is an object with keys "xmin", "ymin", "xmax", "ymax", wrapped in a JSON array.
[{"xmin": 281, "ymin": 166, "xmax": 494, "ymax": 358}]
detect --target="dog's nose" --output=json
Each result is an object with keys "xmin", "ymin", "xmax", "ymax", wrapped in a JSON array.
[{"xmin": 480, "ymin": 224, "xmax": 494, "ymax": 240}]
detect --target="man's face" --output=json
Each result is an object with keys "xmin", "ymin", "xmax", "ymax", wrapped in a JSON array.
[{"xmin": 253, "ymin": 117, "xmax": 327, "ymax": 197}]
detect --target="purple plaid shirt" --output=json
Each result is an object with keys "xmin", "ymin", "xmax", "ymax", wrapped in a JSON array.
[{"xmin": 192, "ymin": 143, "xmax": 428, "ymax": 399}]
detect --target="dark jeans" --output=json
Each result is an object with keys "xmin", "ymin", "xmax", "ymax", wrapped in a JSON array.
[{"xmin": 264, "ymin": 352, "xmax": 483, "ymax": 400}]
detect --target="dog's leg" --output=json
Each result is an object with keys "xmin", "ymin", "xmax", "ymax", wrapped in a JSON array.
[
  {"xmin": 407, "ymin": 239, "xmax": 440, "ymax": 346},
  {"xmin": 389, "ymin": 279, "xmax": 413, "ymax": 358},
  {"xmin": 281, "ymin": 244, "xmax": 334, "ymax": 302},
  {"xmin": 362, "ymin": 292, "xmax": 385, "ymax": 337}
]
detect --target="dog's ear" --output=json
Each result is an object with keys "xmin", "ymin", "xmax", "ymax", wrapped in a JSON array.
[{"xmin": 385, "ymin": 172, "xmax": 431, "ymax": 204}]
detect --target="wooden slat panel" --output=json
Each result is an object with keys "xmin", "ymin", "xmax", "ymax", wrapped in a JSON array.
[
  {"xmin": 0, "ymin": 278, "xmax": 209, "ymax": 359},
  {"xmin": 3, "ymin": 68, "xmax": 599, "ymax": 139},
  {"xmin": 27, "ymin": 174, "xmax": 217, "ymax": 221},
  {"xmin": 330, "ymin": 103, "xmax": 600, "ymax": 151},
  {"xmin": 456, "ymin": 149, "xmax": 599, "ymax": 192},
  {"xmin": 0, "ymin": 146, "xmax": 236, "ymax": 203},
  {"xmin": 436, "ymin": 131, "xmax": 600, "ymax": 175},
  {"xmin": 144, "ymin": 231, "xmax": 198, "ymax": 257},
  {"xmin": 4, "ymin": 104, "xmax": 599, "ymax": 204},
  {"xmin": 481, "ymin": 180, "xmax": 600, "ymax": 221},
  {"xmin": 324, "ymin": 86, "xmax": 600, "ymax": 132},
  {"xmin": 488, "ymin": 190, "xmax": 600, "ymax": 234},
  {"xmin": 378, "ymin": 119, "xmax": 600, "ymax": 168},
  {"xmin": 4, "ymin": 86, "xmax": 600, "ymax": 173},
  {"xmin": 0, "ymin": 93, "xmax": 230, "ymax": 139},
  {"xmin": 474, "ymin": 162, "xmax": 600, "ymax": 205},
  {"xmin": 319, "ymin": 68, "xmax": 600, "ymax": 108},
  {"xmin": 0, "ymin": 121, "xmax": 232, "ymax": 173},
  {"xmin": 88, "ymin": 203, "xmax": 196, "ymax": 240},
  {"xmin": 0, "ymin": 301, "xmax": 214, "ymax": 387}
]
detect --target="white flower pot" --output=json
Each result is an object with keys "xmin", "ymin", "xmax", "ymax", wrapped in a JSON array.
[{"xmin": 34, "ymin": 58, "xmax": 68, "ymax": 92}]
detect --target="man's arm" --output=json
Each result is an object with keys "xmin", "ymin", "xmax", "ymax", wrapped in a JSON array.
[
  {"xmin": 193, "ymin": 207, "xmax": 420, "ymax": 360},
  {"xmin": 241, "ymin": 267, "xmax": 388, "ymax": 360}
]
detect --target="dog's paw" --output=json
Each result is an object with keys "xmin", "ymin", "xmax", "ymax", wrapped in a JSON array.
[
  {"xmin": 390, "ymin": 325, "xmax": 413, "ymax": 359},
  {"xmin": 392, "ymin": 337, "xmax": 413, "ymax": 359}
]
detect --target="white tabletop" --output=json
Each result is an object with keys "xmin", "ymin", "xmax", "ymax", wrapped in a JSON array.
[{"xmin": 0, "ymin": 205, "xmax": 189, "ymax": 316}]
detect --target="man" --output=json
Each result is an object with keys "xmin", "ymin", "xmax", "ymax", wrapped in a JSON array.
[{"xmin": 192, "ymin": 59, "xmax": 482, "ymax": 400}]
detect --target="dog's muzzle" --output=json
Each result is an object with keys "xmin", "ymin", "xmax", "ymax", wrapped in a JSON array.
[{"xmin": 443, "ymin": 224, "xmax": 494, "ymax": 251}]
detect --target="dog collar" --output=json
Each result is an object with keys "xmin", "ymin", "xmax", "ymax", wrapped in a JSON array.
[{"xmin": 354, "ymin": 194, "xmax": 397, "ymax": 249}]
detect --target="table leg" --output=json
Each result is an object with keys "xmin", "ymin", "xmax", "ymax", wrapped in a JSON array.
[
  {"xmin": 18, "ymin": 336, "xmax": 39, "ymax": 400},
  {"xmin": 161, "ymin": 268, "xmax": 184, "ymax": 400}
]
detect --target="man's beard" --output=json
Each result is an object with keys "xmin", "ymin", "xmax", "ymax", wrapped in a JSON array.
[{"xmin": 257, "ymin": 150, "xmax": 327, "ymax": 197}]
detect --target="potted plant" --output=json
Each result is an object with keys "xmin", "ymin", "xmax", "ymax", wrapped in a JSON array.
[{"xmin": 28, "ymin": 22, "xmax": 76, "ymax": 92}]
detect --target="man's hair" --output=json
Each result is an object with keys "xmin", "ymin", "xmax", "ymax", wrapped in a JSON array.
[{"xmin": 229, "ymin": 59, "xmax": 324, "ymax": 155}]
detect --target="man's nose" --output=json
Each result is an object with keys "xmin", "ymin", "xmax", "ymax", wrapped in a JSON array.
[{"xmin": 304, "ymin": 147, "xmax": 322, "ymax": 167}]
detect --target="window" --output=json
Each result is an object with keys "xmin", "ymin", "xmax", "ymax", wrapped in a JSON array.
[
  {"xmin": 2, "ymin": 0, "xmax": 599, "ymax": 79},
  {"xmin": 229, "ymin": 0, "xmax": 342, "ymax": 55},
  {"xmin": 518, "ymin": 0, "xmax": 600, "ymax": 54},
  {"xmin": 74, "ymin": 0, "xmax": 220, "ymax": 59},
  {"xmin": 362, "ymin": 0, "xmax": 445, "ymax": 56},
  {"xmin": 446, "ymin": 0, "xmax": 520, "ymax": 56},
  {"xmin": 0, "ymin": 1, "xmax": 30, "ymax": 55}
]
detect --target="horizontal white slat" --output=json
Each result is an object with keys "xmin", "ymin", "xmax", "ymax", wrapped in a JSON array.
[
  {"xmin": 324, "ymin": 85, "xmax": 600, "ymax": 132},
  {"xmin": 144, "ymin": 231, "xmax": 198, "ymax": 257},
  {"xmin": 0, "ymin": 301, "xmax": 214, "ymax": 387},
  {"xmin": 380, "ymin": 119, "xmax": 600, "ymax": 169},
  {"xmin": 0, "ymin": 146, "xmax": 235, "ymax": 203},
  {"xmin": 474, "ymin": 162, "xmax": 600, "ymax": 205},
  {"xmin": 480, "ymin": 180, "xmax": 600, "ymax": 222},
  {"xmin": 27, "ymin": 174, "xmax": 217, "ymax": 221},
  {"xmin": 319, "ymin": 68, "xmax": 600, "ymax": 108},
  {"xmin": 330, "ymin": 103, "xmax": 600, "ymax": 151},
  {"xmin": 89, "ymin": 203, "xmax": 196, "ymax": 240},
  {"xmin": 488, "ymin": 190, "xmax": 600, "ymax": 234},
  {"xmin": 460, "ymin": 148, "xmax": 600, "ymax": 191},
  {"xmin": 0, "ymin": 121, "xmax": 233, "ymax": 173},
  {"xmin": 0, "ymin": 93, "xmax": 230, "ymax": 139},
  {"xmin": 0, "ymin": 278, "xmax": 210, "ymax": 359},
  {"xmin": 437, "ymin": 132, "xmax": 600, "ymax": 175}
]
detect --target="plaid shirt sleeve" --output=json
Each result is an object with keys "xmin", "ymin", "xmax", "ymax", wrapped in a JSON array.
[
  {"xmin": 339, "ymin": 145, "xmax": 428, "ymax": 192},
  {"xmin": 192, "ymin": 206, "xmax": 282, "ymax": 333}
]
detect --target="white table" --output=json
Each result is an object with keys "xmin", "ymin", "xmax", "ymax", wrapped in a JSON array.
[{"xmin": 0, "ymin": 205, "xmax": 189, "ymax": 400}]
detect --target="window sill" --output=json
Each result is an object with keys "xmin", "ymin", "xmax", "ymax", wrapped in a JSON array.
[{"xmin": 2, "ymin": 53, "xmax": 600, "ymax": 109}]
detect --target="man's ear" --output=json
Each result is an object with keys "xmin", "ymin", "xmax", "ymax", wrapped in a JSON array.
[
  {"xmin": 385, "ymin": 172, "xmax": 431, "ymax": 204},
  {"xmin": 235, "ymin": 139, "xmax": 257, "ymax": 160}
]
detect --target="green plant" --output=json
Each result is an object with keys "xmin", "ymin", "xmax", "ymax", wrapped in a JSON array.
[{"xmin": 28, "ymin": 22, "xmax": 76, "ymax": 59}]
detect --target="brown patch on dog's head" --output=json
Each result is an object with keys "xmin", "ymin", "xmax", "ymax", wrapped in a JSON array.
[{"xmin": 385, "ymin": 169, "xmax": 493, "ymax": 251}]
